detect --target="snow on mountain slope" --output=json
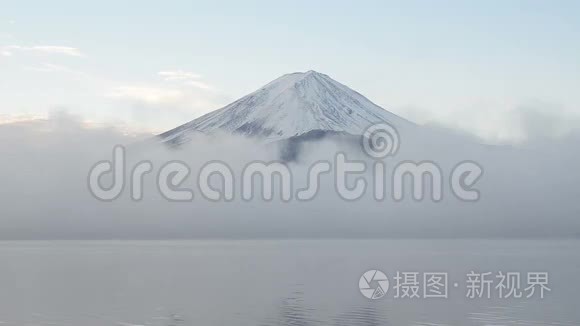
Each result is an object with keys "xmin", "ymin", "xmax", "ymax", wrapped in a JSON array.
[{"xmin": 159, "ymin": 70, "xmax": 414, "ymax": 143}]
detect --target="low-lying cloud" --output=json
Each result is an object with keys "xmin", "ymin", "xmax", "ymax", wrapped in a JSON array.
[
  {"xmin": 1, "ymin": 112, "xmax": 579, "ymax": 239},
  {"xmin": 401, "ymin": 101, "xmax": 580, "ymax": 145}
]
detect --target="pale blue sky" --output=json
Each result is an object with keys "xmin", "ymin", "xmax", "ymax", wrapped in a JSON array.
[{"xmin": 1, "ymin": 0, "xmax": 579, "ymax": 142}]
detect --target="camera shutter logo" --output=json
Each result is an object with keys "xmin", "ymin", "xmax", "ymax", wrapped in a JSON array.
[{"xmin": 359, "ymin": 269, "xmax": 390, "ymax": 299}]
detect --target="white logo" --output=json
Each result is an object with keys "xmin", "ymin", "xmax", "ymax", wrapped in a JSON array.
[{"xmin": 359, "ymin": 269, "xmax": 389, "ymax": 299}]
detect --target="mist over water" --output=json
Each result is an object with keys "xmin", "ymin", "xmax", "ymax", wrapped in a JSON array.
[
  {"xmin": 1, "ymin": 113, "xmax": 580, "ymax": 325},
  {"xmin": 1, "ymin": 113, "xmax": 579, "ymax": 239}
]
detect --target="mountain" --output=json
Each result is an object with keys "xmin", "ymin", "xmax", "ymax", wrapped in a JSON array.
[{"xmin": 159, "ymin": 70, "xmax": 415, "ymax": 145}]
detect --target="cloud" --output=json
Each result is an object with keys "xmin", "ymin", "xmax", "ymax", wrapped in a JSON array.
[
  {"xmin": 23, "ymin": 63, "xmax": 68, "ymax": 73},
  {"xmin": 158, "ymin": 70, "xmax": 202, "ymax": 81},
  {"xmin": 106, "ymin": 71, "xmax": 229, "ymax": 122},
  {"xmin": 400, "ymin": 101, "xmax": 580, "ymax": 145},
  {"xmin": 183, "ymin": 80, "xmax": 214, "ymax": 90},
  {"xmin": 158, "ymin": 70, "xmax": 215, "ymax": 90},
  {"xmin": 101, "ymin": 69, "xmax": 230, "ymax": 132},
  {"xmin": 1, "ymin": 45, "xmax": 83, "ymax": 57},
  {"xmin": 0, "ymin": 113, "xmax": 47, "ymax": 125},
  {"xmin": 0, "ymin": 112, "xmax": 579, "ymax": 239},
  {"xmin": 510, "ymin": 104, "xmax": 580, "ymax": 143},
  {"xmin": 108, "ymin": 86, "xmax": 185, "ymax": 105},
  {"xmin": 105, "ymin": 84, "xmax": 229, "ymax": 131}
]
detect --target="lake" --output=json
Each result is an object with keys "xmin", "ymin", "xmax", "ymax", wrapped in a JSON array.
[{"xmin": 0, "ymin": 239, "xmax": 578, "ymax": 325}]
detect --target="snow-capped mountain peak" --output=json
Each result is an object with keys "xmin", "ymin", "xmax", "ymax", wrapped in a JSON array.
[{"xmin": 160, "ymin": 70, "xmax": 413, "ymax": 143}]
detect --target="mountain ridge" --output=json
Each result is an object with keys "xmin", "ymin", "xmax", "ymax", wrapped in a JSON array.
[{"xmin": 159, "ymin": 70, "xmax": 414, "ymax": 145}]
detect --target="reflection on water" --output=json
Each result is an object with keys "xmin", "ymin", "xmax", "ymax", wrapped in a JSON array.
[
  {"xmin": 258, "ymin": 291, "xmax": 578, "ymax": 326},
  {"xmin": 264, "ymin": 290, "xmax": 318, "ymax": 326},
  {"xmin": 260, "ymin": 290, "xmax": 389, "ymax": 326},
  {"xmin": 332, "ymin": 306, "xmax": 389, "ymax": 326},
  {"xmin": 467, "ymin": 304, "xmax": 578, "ymax": 326},
  {"xmin": 258, "ymin": 291, "xmax": 579, "ymax": 326},
  {"xmin": 0, "ymin": 240, "xmax": 578, "ymax": 326}
]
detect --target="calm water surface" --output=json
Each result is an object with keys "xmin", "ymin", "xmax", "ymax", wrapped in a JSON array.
[{"xmin": 0, "ymin": 239, "xmax": 578, "ymax": 325}]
